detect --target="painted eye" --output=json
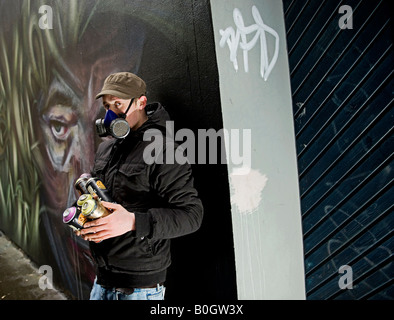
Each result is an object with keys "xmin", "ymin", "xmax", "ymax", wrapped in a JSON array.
[
  {"xmin": 49, "ymin": 119, "xmax": 71, "ymax": 141},
  {"xmin": 42, "ymin": 106, "xmax": 77, "ymax": 143}
]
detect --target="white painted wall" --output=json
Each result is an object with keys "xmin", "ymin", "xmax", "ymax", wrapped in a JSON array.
[{"xmin": 210, "ymin": 0, "xmax": 306, "ymax": 299}]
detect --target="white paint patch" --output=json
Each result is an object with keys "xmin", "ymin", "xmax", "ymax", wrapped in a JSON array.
[{"xmin": 230, "ymin": 168, "xmax": 268, "ymax": 215}]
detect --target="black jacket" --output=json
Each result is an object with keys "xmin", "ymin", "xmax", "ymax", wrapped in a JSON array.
[{"xmin": 90, "ymin": 103, "xmax": 203, "ymax": 288}]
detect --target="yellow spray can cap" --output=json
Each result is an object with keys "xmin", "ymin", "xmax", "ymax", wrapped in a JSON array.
[
  {"xmin": 81, "ymin": 199, "xmax": 96, "ymax": 216},
  {"xmin": 77, "ymin": 194, "xmax": 93, "ymax": 207}
]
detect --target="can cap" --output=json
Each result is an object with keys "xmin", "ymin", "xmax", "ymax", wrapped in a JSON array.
[
  {"xmin": 75, "ymin": 173, "xmax": 92, "ymax": 187},
  {"xmin": 81, "ymin": 199, "xmax": 97, "ymax": 216},
  {"xmin": 77, "ymin": 194, "xmax": 93, "ymax": 206},
  {"xmin": 63, "ymin": 207, "xmax": 77, "ymax": 223},
  {"xmin": 79, "ymin": 173, "xmax": 92, "ymax": 180}
]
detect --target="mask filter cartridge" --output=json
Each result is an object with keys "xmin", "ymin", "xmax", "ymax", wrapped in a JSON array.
[{"xmin": 95, "ymin": 109, "xmax": 130, "ymax": 139}]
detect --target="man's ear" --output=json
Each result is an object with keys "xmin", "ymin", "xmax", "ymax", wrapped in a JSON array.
[{"xmin": 138, "ymin": 96, "xmax": 147, "ymax": 109}]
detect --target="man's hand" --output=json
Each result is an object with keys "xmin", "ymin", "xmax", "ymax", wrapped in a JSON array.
[{"xmin": 76, "ymin": 201, "xmax": 135, "ymax": 242}]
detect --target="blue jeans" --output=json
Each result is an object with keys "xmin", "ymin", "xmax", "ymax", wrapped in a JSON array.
[{"xmin": 89, "ymin": 279, "xmax": 165, "ymax": 300}]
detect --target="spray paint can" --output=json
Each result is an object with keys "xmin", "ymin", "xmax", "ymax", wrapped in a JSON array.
[
  {"xmin": 86, "ymin": 177, "xmax": 113, "ymax": 202},
  {"xmin": 77, "ymin": 194, "xmax": 93, "ymax": 207},
  {"xmin": 75, "ymin": 173, "xmax": 92, "ymax": 195},
  {"xmin": 81, "ymin": 199, "xmax": 109, "ymax": 220},
  {"xmin": 63, "ymin": 206, "xmax": 87, "ymax": 231}
]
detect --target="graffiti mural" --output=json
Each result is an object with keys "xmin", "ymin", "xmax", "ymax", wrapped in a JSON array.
[
  {"xmin": 0, "ymin": 0, "xmax": 150, "ymax": 298},
  {"xmin": 0, "ymin": 0, "xmax": 237, "ymax": 299}
]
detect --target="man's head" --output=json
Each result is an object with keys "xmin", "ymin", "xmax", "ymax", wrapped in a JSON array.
[{"xmin": 97, "ymin": 72, "xmax": 148, "ymax": 132}]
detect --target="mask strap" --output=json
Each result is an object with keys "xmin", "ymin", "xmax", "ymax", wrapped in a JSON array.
[{"xmin": 119, "ymin": 98, "xmax": 135, "ymax": 119}]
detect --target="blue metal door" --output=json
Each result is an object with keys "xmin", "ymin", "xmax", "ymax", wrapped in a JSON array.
[{"xmin": 283, "ymin": 0, "xmax": 393, "ymax": 299}]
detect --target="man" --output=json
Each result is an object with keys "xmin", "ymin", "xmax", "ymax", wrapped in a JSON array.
[{"xmin": 77, "ymin": 72, "xmax": 203, "ymax": 300}]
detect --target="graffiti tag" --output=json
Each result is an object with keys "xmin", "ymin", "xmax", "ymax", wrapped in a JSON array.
[{"xmin": 219, "ymin": 5, "xmax": 279, "ymax": 81}]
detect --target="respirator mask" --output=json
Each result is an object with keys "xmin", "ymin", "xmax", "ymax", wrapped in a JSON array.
[{"xmin": 95, "ymin": 98, "xmax": 134, "ymax": 139}]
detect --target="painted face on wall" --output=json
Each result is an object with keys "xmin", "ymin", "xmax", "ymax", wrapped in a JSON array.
[
  {"xmin": 32, "ymin": 8, "xmax": 147, "ymax": 297},
  {"xmin": 37, "ymin": 14, "xmax": 146, "ymax": 211}
]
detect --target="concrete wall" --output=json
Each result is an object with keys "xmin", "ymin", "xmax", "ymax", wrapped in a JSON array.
[{"xmin": 210, "ymin": 0, "xmax": 306, "ymax": 299}]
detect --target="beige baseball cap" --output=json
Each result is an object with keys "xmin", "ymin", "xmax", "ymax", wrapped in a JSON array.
[{"xmin": 95, "ymin": 72, "xmax": 146, "ymax": 100}]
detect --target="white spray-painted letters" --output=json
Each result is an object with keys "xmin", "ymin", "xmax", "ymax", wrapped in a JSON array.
[{"xmin": 219, "ymin": 5, "xmax": 279, "ymax": 81}]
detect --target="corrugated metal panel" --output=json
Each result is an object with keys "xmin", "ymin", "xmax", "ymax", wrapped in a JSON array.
[{"xmin": 283, "ymin": 0, "xmax": 393, "ymax": 299}]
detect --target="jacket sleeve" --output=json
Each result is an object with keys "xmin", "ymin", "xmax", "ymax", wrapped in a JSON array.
[{"xmin": 133, "ymin": 142, "xmax": 204, "ymax": 240}]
